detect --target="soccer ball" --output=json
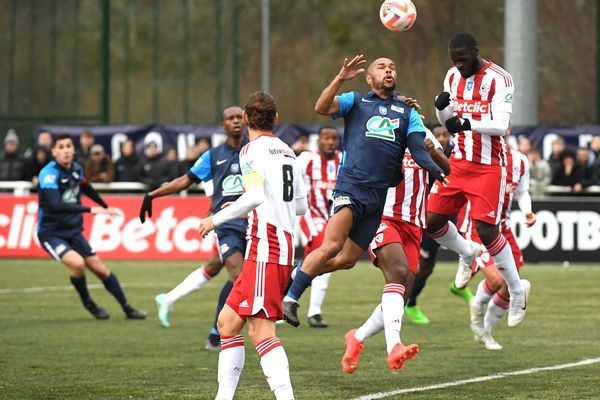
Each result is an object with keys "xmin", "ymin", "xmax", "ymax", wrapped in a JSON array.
[{"xmin": 379, "ymin": 0, "xmax": 417, "ymax": 31}]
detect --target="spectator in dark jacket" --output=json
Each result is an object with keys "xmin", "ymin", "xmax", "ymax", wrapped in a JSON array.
[
  {"xmin": 84, "ymin": 144, "xmax": 115, "ymax": 183},
  {"xmin": 76, "ymin": 130, "xmax": 95, "ymax": 166},
  {"xmin": 0, "ymin": 130, "xmax": 27, "ymax": 181},
  {"xmin": 178, "ymin": 146, "xmax": 201, "ymax": 175},
  {"xmin": 548, "ymin": 136, "xmax": 565, "ymax": 175},
  {"xmin": 164, "ymin": 147, "xmax": 180, "ymax": 182},
  {"xmin": 24, "ymin": 146, "xmax": 51, "ymax": 187},
  {"xmin": 139, "ymin": 142, "xmax": 169, "ymax": 190},
  {"xmin": 577, "ymin": 147, "xmax": 600, "ymax": 188},
  {"xmin": 551, "ymin": 149, "xmax": 585, "ymax": 192},
  {"xmin": 115, "ymin": 139, "xmax": 141, "ymax": 182}
]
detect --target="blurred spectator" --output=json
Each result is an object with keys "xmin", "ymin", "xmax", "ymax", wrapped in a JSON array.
[
  {"xmin": 24, "ymin": 131, "xmax": 54, "ymax": 158},
  {"xmin": 178, "ymin": 146, "xmax": 201, "ymax": 175},
  {"xmin": 548, "ymin": 136, "xmax": 565, "ymax": 175},
  {"xmin": 518, "ymin": 136, "xmax": 532, "ymax": 156},
  {"xmin": 37, "ymin": 131, "xmax": 53, "ymax": 150},
  {"xmin": 551, "ymin": 149, "xmax": 584, "ymax": 193},
  {"xmin": 115, "ymin": 139, "xmax": 142, "ymax": 182},
  {"xmin": 590, "ymin": 135, "xmax": 600, "ymax": 159},
  {"xmin": 139, "ymin": 142, "xmax": 170, "ymax": 190},
  {"xmin": 164, "ymin": 147, "xmax": 179, "ymax": 181},
  {"xmin": 527, "ymin": 147, "xmax": 552, "ymax": 197},
  {"xmin": 76, "ymin": 130, "xmax": 95, "ymax": 166},
  {"xmin": 195, "ymin": 137, "xmax": 211, "ymax": 156},
  {"xmin": 0, "ymin": 129, "xmax": 27, "ymax": 181},
  {"xmin": 24, "ymin": 146, "xmax": 51, "ymax": 187},
  {"xmin": 432, "ymin": 124, "xmax": 452, "ymax": 155},
  {"xmin": 84, "ymin": 144, "xmax": 115, "ymax": 183},
  {"xmin": 577, "ymin": 147, "xmax": 600, "ymax": 188},
  {"xmin": 291, "ymin": 134, "xmax": 309, "ymax": 155}
]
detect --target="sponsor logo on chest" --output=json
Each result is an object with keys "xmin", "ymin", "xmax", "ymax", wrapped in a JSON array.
[{"xmin": 454, "ymin": 99, "xmax": 490, "ymax": 115}]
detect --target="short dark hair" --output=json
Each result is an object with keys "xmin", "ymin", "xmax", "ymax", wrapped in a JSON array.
[
  {"xmin": 318, "ymin": 126, "xmax": 338, "ymax": 135},
  {"xmin": 245, "ymin": 91, "xmax": 277, "ymax": 131},
  {"xmin": 449, "ymin": 32, "xmax": 478, "ymax": 50},
  {"xmin": 221, "ymin": 105, "xmax": 242, "ymax": 121},
  {"xmin": 52, "ymin": 134, "xmax": 73, "ymax": 147}
]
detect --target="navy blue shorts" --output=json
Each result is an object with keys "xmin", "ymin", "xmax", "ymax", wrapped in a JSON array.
[
  {"xmin": 38, "ymin": 233, "xmax": 96, "ymax": 261},
  {"xmin": 215, "ymin": 227, "xmax": 246, "ymax": 263},
  {"xmin": 331, "ymin": 182, "xmax": 387, "ymax": 250}
]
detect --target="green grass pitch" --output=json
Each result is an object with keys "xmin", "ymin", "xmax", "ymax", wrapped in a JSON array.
[{"xmin": 1, "ymin": 259, "xmax": 599, "ymax": 399}]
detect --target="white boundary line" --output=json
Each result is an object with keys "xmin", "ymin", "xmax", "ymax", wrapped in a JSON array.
[
  {"xmin": 350, "ymin": 357, "xmax": 600, "ymax": 400},
  {"xmin": 0, "ymin": 283, "xmax": 163, "ymax": 295}
]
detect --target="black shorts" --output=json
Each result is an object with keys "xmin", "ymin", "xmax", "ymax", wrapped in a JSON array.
[
  {"xmin": 38, "ymin": 233, "xmax": 95, "ymax": 261},
  {"xmin": 331, "ymin": 182, "xmax": 387, "ymax": 250}
]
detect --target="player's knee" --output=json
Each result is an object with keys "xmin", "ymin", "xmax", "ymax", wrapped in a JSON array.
[
  {"xmin": 68, "ymin": 262, "xmax": 86, "ymax": 276},
  {"xmin": 382, "ymin": 262, "xmax": 410, "ymax": 284},
  {"xmin": 475, "ymin": 222, "xmax": 499, "ymax": 245},
  {"xmin": 319, "ymin": 241, "xmax": 344, "ymax": 259},
  {"xmin": 418, "ymin": 258, "xmax": 434, "ymax": 277},
  {"xmin": 487, "ymin": 275, "xmax": 504, "ymax": 292}
]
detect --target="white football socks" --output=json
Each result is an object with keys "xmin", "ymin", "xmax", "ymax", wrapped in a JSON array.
[
  {"xmin": 473, "ymin": 280, "xmax": 495, "ymax": 311},
  {"xmin": 307, "ymin": 273, "xmax": 331, "ymax": 318},
  {"xmin": 429, "ymin": 222, "xmax": 473, "ymax": 258},
  {"xmin": 355, "ymin": 304, "xmax": 384, "ymax": 342},
  {"xmin": 216, "ymin": 335, "xmax": 245, "ymax": 400},
  {"xmin": 486, "ymin": 235, "xmax": 524, "ymax": 298},
  {"xmin": 484, "ymin": 294, "xmax": 509, "ymax": 333},
  {"xmin": 382, "ymin": 284, "xmax": 405, "ymax": 354},
  {"xmin": 164, "ymin": 266, "xmax": 212, "ymax": 306},
  {"xmin": 257, "ymin": 337, "xmax": 294, "ymax": 400}
]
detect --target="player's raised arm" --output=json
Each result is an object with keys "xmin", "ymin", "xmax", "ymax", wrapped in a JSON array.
[{"xmin": 315, "ymin": 55, "xmax": 366, "ymax": 115}]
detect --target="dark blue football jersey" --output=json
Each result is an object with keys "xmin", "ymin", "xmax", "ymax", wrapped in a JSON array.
[
  {"xmin": 38, "ymin": 160, "xmax": 90, "ymax": 237},
  {"xmin": 333, "ymin": 91, "xmax": 426, "ymax": 188},
  {"xmin": 187, "ymin": 139, "xmax": 249, "ymax": 233}
]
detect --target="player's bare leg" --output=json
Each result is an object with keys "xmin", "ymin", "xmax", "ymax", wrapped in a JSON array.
[
  {"xmin": 86, "ymin": 255, "xmax": 146, "ymax": 320},
  {"xmin": 475, "ymin": 220, "xmax": 526, "ymax": 327},
  {"xmin": 206, "ymin": 251, "xmax": 244, "ymax": 351},
  {"xmin": 215, "ymin": 305, "xmax": 246, "ymax": 400},
  {"xmin": 427, "ymin": 211, "xmax": 482, "ymax": 288}
]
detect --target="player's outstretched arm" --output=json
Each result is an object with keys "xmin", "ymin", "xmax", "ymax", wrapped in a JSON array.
[
  {"xmin": 315, "ymin": 55, "xmax": 366, "ymax": 115},
  {"xmin": 139, "ymin": 174, "xmax": 194, "ymax": 223},
  {"xmin": 424, "ymin": 138, "xmax": 451, "ymax": 175},
  {"xmin": 80, "ymin": 181, "xmax": 109, "ymax": 208},
  {"xmin": 42, "ymin": 188, "xmax": 92, "ymax": 214},
  {"xmin": 198, "ymin": 172, "xmax": 265, "ymax": 237},
  {"xmin": 407, "ymin": 133, "xmax": 448, "ymax": 186}
]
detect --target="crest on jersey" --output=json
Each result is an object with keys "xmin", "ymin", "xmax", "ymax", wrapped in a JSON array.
[
  {"xmin": 504, "ymin": 93, "xmax": 513, "ymax": 103},
  {"xmin": 43, "ymin": 174, "xmax": 56, "ymax": 184},
  {"xmin": 231, "ymin": 163, "xmax": 240, "ymax": 173},
  {"xmin": 467, "ymin": 81, "xmax": 474, "ymax": 91},
  {"xmin": 241, "ymin": 161, "xmax": 255, "ymax": 174},
  {"xmin": 379, "ymin": 106, "xmax": 387, "ymax": 115},
  {"xmin": 365, "ymin": 116, "xmax": 399, "ymax": 141},
  {"xmin": 222, "ymin": 174, "xmax": 244, "ymax": 196},
  {"xmin": 480, "ymin": 83, "xmax": 490, "ymax": 98}
]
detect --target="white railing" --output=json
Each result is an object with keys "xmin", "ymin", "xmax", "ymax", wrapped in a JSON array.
[{"xmin": 0, "ymin": 181, "xmax": 207, "ymax": 196}]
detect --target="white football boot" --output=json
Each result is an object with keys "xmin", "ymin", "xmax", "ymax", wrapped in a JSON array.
[
  {"xmin": 455, "ymin": 242, "xmax": 482, "ymax": 289},
  {"xmin": 508, "ymin": 279, "xmax": 531, "ymax": 327},
  {"xmin": 469, "ymin": 298, "xmax": 485, "ymax": 339}
]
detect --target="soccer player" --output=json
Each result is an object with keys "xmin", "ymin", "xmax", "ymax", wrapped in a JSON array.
[
  {"xmin": 139, "ymin": 105, "xmax": 247, "ymax": 351},
  {"xmin": 297, "ymin": 126, "xmax": 342, "ymax": 328},
  {"xmin": 198, "ymin": 91, "xmax": 307, "ymax": 400},
  {"xmin": 426, "ymin": 32, "xmax": 528, "ymax": 327},
  {"xmin": 37, "ymin": 134, "xmax": 146, "ymax": 320},
  {"xmin": 282, "ymin": 55, "xmax": 447, "ymax": 328},
  {"xmin": 404, "ymin": 124, "xmax": 474, "ymax": 325},
  {"xmin": 465, "ymin": 141, "xmax": 535, "ymax": 349},
  {"xmin": 342, "ymin": 128, "xmax": 450, "ymax": 373}
]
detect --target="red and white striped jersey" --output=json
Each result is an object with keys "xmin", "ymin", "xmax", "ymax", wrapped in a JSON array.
[
  {"xmin": 300, "ymin": 149, "xmax": 342, "ymax": 220},
  {"xmin": 443, "ymin": 60, "xmax": 514, "ymax": 166},
  {"xmin": 382, "ymin": 129, "xmax": 442, "ymax": 228},
  {"xmin": 239, "ymin": 134, "xmax": 307, "ymax": 265},
  {"xmin": 501, "ymin": 148, "xmax": 529, "ymax": 231}
]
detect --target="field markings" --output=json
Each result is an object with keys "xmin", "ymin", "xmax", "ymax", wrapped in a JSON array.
[
  {"xmin": 350, "ymin": 357, "xmax": 600, "ymax": 400},
  {"xmin": 0, "ymin": 283, "xmax": 163, "ymax": 295}
]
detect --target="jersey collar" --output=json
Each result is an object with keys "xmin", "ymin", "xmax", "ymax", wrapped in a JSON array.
[{"xmin": 366, "ymin": 90, "xmax": 398, "ymax": 101}]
